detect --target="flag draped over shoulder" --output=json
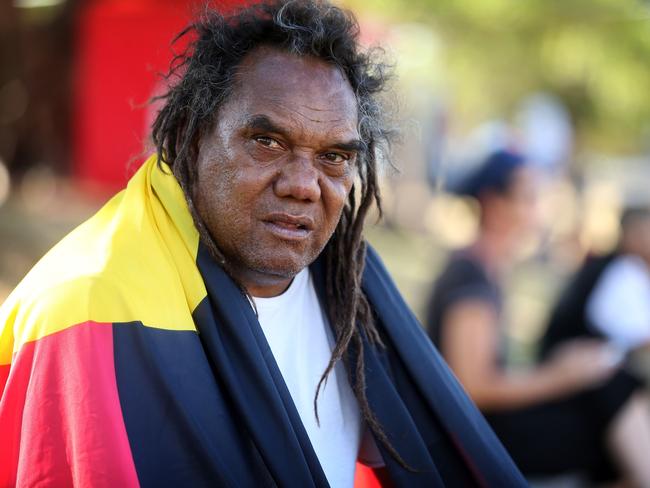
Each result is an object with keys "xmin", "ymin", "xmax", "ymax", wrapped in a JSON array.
[{"xmin": 0, "ymin": 156, "xmax": 527, "ymax": 487}]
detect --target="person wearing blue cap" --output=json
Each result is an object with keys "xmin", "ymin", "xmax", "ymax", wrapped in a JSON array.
[{"xmin": 425, "ymin": 150, "xmax": 650, "ymax": 486}]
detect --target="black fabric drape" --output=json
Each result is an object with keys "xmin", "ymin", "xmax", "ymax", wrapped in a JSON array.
[{"xmin": 191, "ymin": 243, "xmax": 527, "ymax": 487}]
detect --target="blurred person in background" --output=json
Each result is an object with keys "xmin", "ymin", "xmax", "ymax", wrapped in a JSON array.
[
  {"xmin": 539, "ymin": 206, "xmax": 650, "ymax": 486},
  {"xmin": 542, "ymin": 206, "xmax": 650, "ymax": 362},
  {"xmin": 425, "ymin": 150, "xmax": 650, "ymax": 487}
]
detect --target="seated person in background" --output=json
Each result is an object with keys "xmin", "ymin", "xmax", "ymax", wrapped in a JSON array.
[
  {"xmin": 542, "ymin": 206, "xmax": 650, "ymax": 358},
  {"xmin": 425, "ymin": 150, "xmax": 650, "ymax": 486}
]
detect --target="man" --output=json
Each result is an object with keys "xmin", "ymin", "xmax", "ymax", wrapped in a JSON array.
[{"xmin": 0, "ymin": 2, "xmax": 526, "ymax": 486}]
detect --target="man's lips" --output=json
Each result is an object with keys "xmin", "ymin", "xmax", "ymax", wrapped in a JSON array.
[{"xmin": 261, "ymin": 213, "xmax": 315, "ymax": 241}]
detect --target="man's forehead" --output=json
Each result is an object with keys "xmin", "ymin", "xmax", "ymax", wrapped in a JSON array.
[{"xmin": 231, "ymin": 47, "xmax": 359, "ymax": 121}]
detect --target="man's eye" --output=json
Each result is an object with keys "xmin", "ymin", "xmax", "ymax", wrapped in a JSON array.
[
  {"xmin": 322, "ymin": 152, "xmax": 349, "ymax": 164},
  {"xmin": 254, "ymin": 136, "xmax": 281, "ymax": 149}
]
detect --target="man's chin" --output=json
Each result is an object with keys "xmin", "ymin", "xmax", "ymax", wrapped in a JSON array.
[
  {"xmin": 238, "ymin": 252, "xmax": 315, "ymax": 280},
  {"xmin": 250, "ymin": 260, "xmax": 308, "ymax": 280}
]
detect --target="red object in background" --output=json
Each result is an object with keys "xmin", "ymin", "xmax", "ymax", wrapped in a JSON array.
[{"xmin": 73, "ymin": 0, "xmax": 244, "ymax": 190}]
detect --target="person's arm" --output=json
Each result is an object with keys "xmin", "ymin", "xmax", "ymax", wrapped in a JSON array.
[{"xmin": 441, "ymin": 299, "xmax": 620, "ymax": 411}]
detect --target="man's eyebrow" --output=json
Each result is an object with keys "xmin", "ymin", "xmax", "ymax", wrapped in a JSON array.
[
  {"xmin": 244, "ymin": 114, "xmax": 365, "ymax": 152},
  {"xmin": 244, "ymin": 115, "xmax": 287, "ymax": 136},
  {"xmin": 330, "ymin": 140, "xmax": 366, "ymax": 153}
]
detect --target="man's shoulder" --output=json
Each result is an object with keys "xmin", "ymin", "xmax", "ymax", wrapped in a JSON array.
[
  {"xmin": 1, "ymin": 190, "xmax": 202, "ymax": 359},
  {"xmin": 1, "ymin": 273, "xmax": 120, "ymax": 347}
]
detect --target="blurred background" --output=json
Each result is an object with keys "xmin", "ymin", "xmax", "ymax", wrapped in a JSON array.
[{"xmin": 1, "ymin": 0, "xmax": 650, "ymax": 366}]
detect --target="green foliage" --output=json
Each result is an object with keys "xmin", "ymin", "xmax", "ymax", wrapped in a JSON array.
[{"xmin": 346, "ymin": 0, "xmax": 650, "ymax": 152}]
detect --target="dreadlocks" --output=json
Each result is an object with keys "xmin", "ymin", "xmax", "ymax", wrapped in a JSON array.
[{"xmin": 151, "ymin": 0, "xmax": 403, "ymax": 466}]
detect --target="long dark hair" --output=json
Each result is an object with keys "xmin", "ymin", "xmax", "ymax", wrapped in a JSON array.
[{"xmin": 151, "ymin": 0, "xmax": 404, "ymax": 466}]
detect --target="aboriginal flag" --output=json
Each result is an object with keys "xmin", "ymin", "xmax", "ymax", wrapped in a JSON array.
[{"xmin": 0, "ymin": 157, "xmax": 526, "ymax": 487}]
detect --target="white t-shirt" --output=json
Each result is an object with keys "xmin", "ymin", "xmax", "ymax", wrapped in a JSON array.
[
  {"xmin": 587, "ymin": 254, "xmax": 650, "ymax": 350},
  {"xmin": 253, "ymin": 268, "xmax": 362, "ymax": 487}
]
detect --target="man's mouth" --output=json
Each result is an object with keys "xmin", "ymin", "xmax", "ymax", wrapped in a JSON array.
[{"xmin": 262, "ymin": 213, "xmax": 314, "ymax": 240}]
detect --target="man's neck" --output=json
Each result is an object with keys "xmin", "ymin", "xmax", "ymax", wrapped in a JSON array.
[{"xmin": 236, "ymin": 269, "xmax": 294, "ymax": 298}]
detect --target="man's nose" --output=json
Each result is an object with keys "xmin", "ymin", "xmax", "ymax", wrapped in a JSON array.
[{"xmin": 273, "ymin": 155, "xmax": 321, "ymax": 202}]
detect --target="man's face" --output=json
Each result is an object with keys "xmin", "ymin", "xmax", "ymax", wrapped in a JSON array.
[{"xmin": 193, "ymin": 48, "xmax": 360, "ymax": 297}]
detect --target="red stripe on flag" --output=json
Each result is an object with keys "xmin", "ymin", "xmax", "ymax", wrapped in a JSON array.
[
  {"xmin": 0, "ymin": 322, "xmax": 139, "ymax": 487},
  {"xmin": 0, "ymin": 363, "xmax": 9, "ymax": 398},
  {"xmin": 355, "ymin": 463, "xmax": 394, "ymax": 488}
]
